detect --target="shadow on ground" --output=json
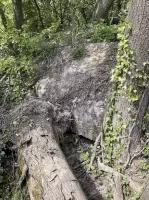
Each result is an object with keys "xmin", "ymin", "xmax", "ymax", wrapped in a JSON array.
[{"xmin": 61, "ymin": 131, "xmax": 103, "ymax": 200}]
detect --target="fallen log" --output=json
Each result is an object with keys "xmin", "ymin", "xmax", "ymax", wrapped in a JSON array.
[{"xmin": 16, "ymin": 100, "xmax": 87, "ymax": 200}]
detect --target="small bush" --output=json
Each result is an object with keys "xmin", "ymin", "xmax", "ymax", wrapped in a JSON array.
[
  {"xmin": 0, "ymin": 28, "xmax": 57, "ymax": 109},
  {"xmin": 71, "ymin": 45, "xmax": 85, "ymax": 59},
  {"xmin": 82, "ymin": 22, "xmax": 118, "ymax": 43}
]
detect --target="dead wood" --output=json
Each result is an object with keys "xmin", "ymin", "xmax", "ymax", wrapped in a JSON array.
[
  {"xmin": 97, "ymin": 158, "xmax": 141, "ymax": 193},
  {"xmin": 16, "ymin": 100, "xmax": 87, "ymax": 200},
  {"xmin": 113, "ymin": 174, "xmax": 123, "ymax": 200}
]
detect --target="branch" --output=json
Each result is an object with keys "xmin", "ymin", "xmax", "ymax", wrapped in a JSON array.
[
  {"xmin": 129, "ymin": 80, "xmax": 149, "ymax": 154},
  {"xmin": 89, "ymin": 132, "xmax": 102, "ymax": 168},
  {"xmin": 98, "ymin": 158, "xmax": 141, "ymax": 192},
  {"xmin": 125, "ymin": 139, "xmax": 149, "ymax": 169},
  {"xmin": 113, "ymin": 174, "xmax": 123, "ymax": 200}
]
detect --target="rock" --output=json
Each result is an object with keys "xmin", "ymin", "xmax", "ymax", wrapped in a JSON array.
[
  {"xmin": 140, "ymin": 184, "xmax": 149, "ymax": 200},
  {"xmin": 37, "ymin": 43, "xmax": 117, "ymax": 140}
]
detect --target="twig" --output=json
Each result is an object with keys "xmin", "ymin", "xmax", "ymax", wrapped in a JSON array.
[
  {"xmin": 129, "ymin": 148, "xmax": 145, "ymax": 166},
  {"xmin": 89, "ymin": 132, "xmax": 102, "ymax": 168},
  {"xmin": 74, "ymin": 160, "xmax": 88, "ymax": 170},
  {"xmin": 97, "ymin": 158, "xmax": 123, "ymax": 200},
  {"xmin": 0, "ymin": 74, "xmax": 7, "ymax": 83},
  {"xmin": 89, "ymin": 114, "xmax": 106, "ymax": 168},
  {"xmin": 98, "ymin": 158, "xmax": 119, "ymax": 175}
]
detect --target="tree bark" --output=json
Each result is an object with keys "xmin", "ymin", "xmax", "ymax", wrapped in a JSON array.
[
  {"xmin": 126, "ymin": 0, "xmax": 149, "ymax": 150},
  {"xmin": 94, "ymin": 0, "xmax": 115, "ymax": 21},
  {"xmin": 111, "ymin": 0, "xmax": 149, "ymax": 159},
  {"xmin": 129, "ymin": 80, "xmax": 149, "ymax": 152},
  {"xmin": 129, "ymin": 0, "xmax": 149, "ymax": 67},
  {"xmin": 12, "ymin": 0, "xmax": 23, "ymax": 30},
  {"xmin": 113, "ymin": 174, "xmax": 123, "ymax": 200},
  {"xmin": 17, "ymin": 100, "xmax": 87, "ymax": 200}
]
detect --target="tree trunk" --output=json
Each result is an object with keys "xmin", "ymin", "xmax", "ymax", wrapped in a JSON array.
[
  {"xmin": 17, "ymin": 100, "xmax": 87, "ymax": 200},
  {"xmin": 94, "ymin": 0, "xmax": 115, "ymax": 21},
  {"xmin": 33, "ymin": 0, "xmax": 45, "ymax": 29},
  {"xmin": 12, "ymin": 0, "xmax": 23, "ymax": 30},
  {"xmin": 129, "ymin": 0, "xmax": 149, "ymax": 67},
  {"xmin": 0, "ymin": 6, "xmax": 7, "ymax": 29},
  {"xmin": 126, "ymin": 0, "xmax": 149, "ymax": 151},
  {"xmin": 111, "ymin": 0, "xmax": 149, "ymax": 159}
]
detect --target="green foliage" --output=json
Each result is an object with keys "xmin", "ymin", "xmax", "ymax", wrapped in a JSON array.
[
  {"xmin": 108, "ymin": 0, "xmax": 130, "ymax": 24},
  {"xmin": 0, "ymin": 27, "xmax": 57, "ymax": 108},
  {"xmin": 110, "ymin": 21, "xmax": 148, "ymax": 105},
  {"xmin": 71, "ymin": 44, "xmax": 85, "ymax": 59},
  {"xmin": 41, "ymin": 25, "xmax": 72, "ymax": 45},
  {"xmin": 11, "ymin": 186, "xmax": 30, "ymax": 200},
  {"xmin": 111, "ymin": 22, "xmax": 134, "ymax": 92},
  {"xmin": 139, "ymin": 159, "xmax": 149, "ymax": 171},
  {"xmin": 103, "ymin": 187, "xmax": 113, "ymax": 200},
  {"xmin": 0, "ymin": 0, "xmax": 145, "ymax": 199},
  {"xmin": 80, "ymin": 152, "xmax": 89, "ymax": 162},
  {"xmin": 103, "ymin": 22, "xmax": 144, "ymax": 165},
  {"xmin": 122, "ymin": 177, "xmax": 132, "ymax": 199},
  {"xmin": 101, "ymin": 20, "xmax": 148, "ymax": 200},
  {"xmin": 86, "ymin": 22, "xmax": 118, "ymax": 43},
  {"xmin": 0, "ymin": 29, "xmax": 34, "ymax": 107}
]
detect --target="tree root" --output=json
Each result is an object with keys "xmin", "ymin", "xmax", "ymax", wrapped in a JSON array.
[
  {"xmin": 97, "ymin": 158, "xmax": 141, "ymax": 199},
  {"xmin": 124, "ymin": 139, "xmax": 149, "ymax": 169}
]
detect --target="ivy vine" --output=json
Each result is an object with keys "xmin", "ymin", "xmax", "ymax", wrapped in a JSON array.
[{"xmin": 103, "ymin": 21, "xmax": 148, "ymax": 166}]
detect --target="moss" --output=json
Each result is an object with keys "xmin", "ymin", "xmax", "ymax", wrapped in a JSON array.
[
  {"xmin": 32, "ymin": 182, "xmax": 43, "ymax": 200},
  {"xmin": 11, "ymin": 185, "xmax": 30, "ymax": 200}
]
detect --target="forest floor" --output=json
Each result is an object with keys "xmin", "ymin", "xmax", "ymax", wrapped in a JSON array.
[
  {"xmin": 0, "ymin": 42, "xmax": 149, "ymax": 200},
  {"xmin": 62, "ymin": 131, "xmax": 148, "ymax": 200},
  {"xmin": 62, "ymin": 132, "xmax": 111, "ymax": 200}
]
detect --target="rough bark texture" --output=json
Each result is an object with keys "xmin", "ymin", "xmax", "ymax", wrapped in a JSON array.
[
  {"xmin": 12, "ymin": 0, "xmax": 23, "ymax": 29},
  {"xmin": 129, "ymin": 0, "xmax": 149, "ymax": 67},
  {"xmin": 129, "ymin": 80, "xmax": 149, "ymax": 152},
  {"xmin": 110, "ymin": 2, "xmax": 149, "ymax": 198},
  {"xmin": 113, "ymin": 0, "xmax": 149, "ymax": 158},
  {"xmin": 94, "ymin": 0, "xmax": 115, "ymax": 20},
  {"xmin": 128, "ymin": 0, "xmax": 149, "ymax": 149},
  {"xmin": 18, "ymin": 100, "xmax": 87, "ymax": 200},
  {"xmin": 113, "ymin": 174, "xmax": 123, "ymax": 200}
]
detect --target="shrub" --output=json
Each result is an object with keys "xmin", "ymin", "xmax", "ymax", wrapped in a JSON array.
[
  {"xmin": 71, "ymin": 45, "xmax": 85, "ymax": 59},
  {"xmin": 82, "ymin": 22, "xmax": 118, "ymax": 43},
  {"xmin": 0, "ymin": 28, "xmax": 57, "ymax": 109}
]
